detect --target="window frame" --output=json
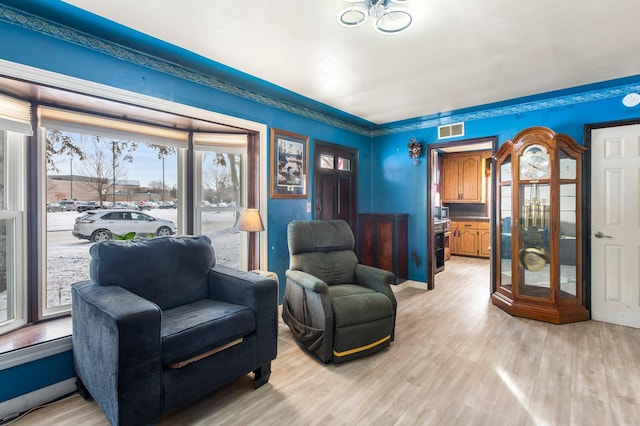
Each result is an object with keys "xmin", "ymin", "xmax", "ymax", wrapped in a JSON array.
[
  {"xmin": 0, "ymin": 63, "xmax": 268, "ymax": 333},
  {"xmin": 193, "ymin": 135, "xmax": 249, "ymax": 271},
  {"xmin": 0, "ymin": 130, "xmax": 28, "ymax": 335},
  {"xmin": 36, "ymin": 113, "xmax": 257, "ymax": 319}
]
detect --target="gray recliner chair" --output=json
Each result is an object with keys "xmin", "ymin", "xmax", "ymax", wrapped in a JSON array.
[
  {"xmin": 282, "ymin": 220, "xmax": 397, "ymax": 363},
  {"xmin": 71, "ymin": 235, "xmax": 278, "ymax": 426}
]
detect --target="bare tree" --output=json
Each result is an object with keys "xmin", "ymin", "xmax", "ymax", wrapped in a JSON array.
[
  {"xmin": 148, "ymin": 180, "xmax": 163, "ymax": 191},
  {"xmin": 202, "ymin": 152, "xmax": 242, "ymax": 225},
  {"xmin": 225, "ymin": 154, "xmax": 242, "ymax": 224},
  {"xmin": 77, "ymin": 136, "xmax": 133, "ymax": 206},
  {"xmin": 46, "ymin": 129, "xmax": 84, "ymax": 173},
  {"xmin": 147, "ymin": 144, "xmax": 176, "ymax": 202},
  {"xmin": 203, "ymin": 152, "xmax": 230, "ymax": 205}
]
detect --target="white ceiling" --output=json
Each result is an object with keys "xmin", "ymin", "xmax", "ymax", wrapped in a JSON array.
[{"xmin": 62, "ymin": 0, "xmax": 640, "ymax": 125}]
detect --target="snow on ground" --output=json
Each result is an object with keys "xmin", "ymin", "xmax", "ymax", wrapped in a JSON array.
[{"xmin": 1, "ymin": 208, "xmax": 241, "ymax": 320}]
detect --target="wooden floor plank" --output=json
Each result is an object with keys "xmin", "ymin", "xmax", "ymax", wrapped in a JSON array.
[{"xmin": 12, "ymin": 256, "xmax": 640, "ymax": 425}]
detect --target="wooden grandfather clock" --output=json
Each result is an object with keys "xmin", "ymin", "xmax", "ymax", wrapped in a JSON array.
[{"xmin": 492, "ymin": 126, "xmax": 589, "ymax": 324}]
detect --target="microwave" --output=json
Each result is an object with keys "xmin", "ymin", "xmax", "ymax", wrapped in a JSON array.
[{"xmin": 435, "ymin": 206, "xmax": 449, "ymax": 220}]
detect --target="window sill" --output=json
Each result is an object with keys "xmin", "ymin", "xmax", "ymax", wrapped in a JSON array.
[{"xmin": 0, "ymin": 317, "xmax": 72, "ymax": 363}]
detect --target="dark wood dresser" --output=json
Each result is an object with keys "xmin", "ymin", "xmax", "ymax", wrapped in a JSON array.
[{"xmin": 358, "ymin": 213, "xmax": 408, "ymax": 284}]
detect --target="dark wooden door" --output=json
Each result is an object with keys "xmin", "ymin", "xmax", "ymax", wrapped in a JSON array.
[{"xmin": 314, "ymin": 142, "xmax": 357, "ymax": 229}]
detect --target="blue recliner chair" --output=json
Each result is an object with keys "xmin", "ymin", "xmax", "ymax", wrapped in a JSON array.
[{"xmin": 71, "ymin": 235, "xmax": 278, "ymax": 426}]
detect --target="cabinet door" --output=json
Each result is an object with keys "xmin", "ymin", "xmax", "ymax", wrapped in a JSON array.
[
  {"xmin": 376, "ymin": 220, "xmax": 394, "ymax": 272},
  {"xmin": 441, "ymin": 157, "xmax": 461, "ymax": 202},
  {"xmin": 450, "ymin": 222, "xmax": 460, "ymax": 254},
  {"xmin": 458, "ymin": 229, "xmax": 478, "ymax": 256},
  {"xmin": 359, "ymin": 217, "xmax": 377, "ymax": 266},
  {"xmin": 444, "ymin": 231, "xmax": 451, "ymax": 261},
  {"xmin": 459, "ymin": 155, "xmax": 483, "ymax": 202},
  {"xmin": 479, "ymin": 230, "xmax": 491, "ymax": 257}
]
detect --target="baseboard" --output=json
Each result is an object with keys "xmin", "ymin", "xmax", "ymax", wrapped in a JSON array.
[
  {"xmin": 0, "ymin": 377, "xmax": 76, "ymax": 420},
  {"xmin": 391, "ymin": 280, "xmax": 428, "ymax": 292}
]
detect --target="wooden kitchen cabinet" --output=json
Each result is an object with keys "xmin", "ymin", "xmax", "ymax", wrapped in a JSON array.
[
  {"xmin": 478, "ymin": 222, "xmax": 491, "ymax": 257},
  {"xmin": 450, "ymin": 221, "xmax": 459, "ymax": 253},
  {"xmin": 444, "ymin": 231, "xmax": 451, "ymax": 261},
  {"xmin": 441, "ymin": 150, "xmax": 491, "ymax": 203},
  {"xmin": 358, "ymin": 213, "xmax": 408, "ymax": 284},
  {"xmin": 450, "ymin": 220, "xmax": 490, "ymax": 258}
]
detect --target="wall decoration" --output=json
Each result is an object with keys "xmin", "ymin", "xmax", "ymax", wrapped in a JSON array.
[
  {"xmin": 270, "ymin": 128, "xmax": 309, "ymax": 198},
  {"xmin": 408, "ymin": 138, "xmax": 423, "ymax": 160}
]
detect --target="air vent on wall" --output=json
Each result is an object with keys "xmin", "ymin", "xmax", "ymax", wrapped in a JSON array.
[{"xmin": 438, "ymin": 122, "xmax": 464, "ymax": 139}]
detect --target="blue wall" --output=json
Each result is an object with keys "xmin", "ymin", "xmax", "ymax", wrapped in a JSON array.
[
  {"xmin": 372, "ymin": 85, "xmax": 640, "ymax": 282},
  {"xmin": 0, "ymin": 4, "xmax": 374, "ymax": 294},
  {"xmin": 0, "ymin": 351, "xmax": 74, "ymax": 402},
  {"xmin": 1, "ymin": 0, "xmax": 640, "ymax": 407},
  {"xmin": 0, "ymin": 3, "xmax": 374, "ymax": 405}
]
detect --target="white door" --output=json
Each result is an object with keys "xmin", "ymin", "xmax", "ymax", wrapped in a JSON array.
[{"xmin": 591, "ymin": 123, "xmax": 640, "ymax": 328}]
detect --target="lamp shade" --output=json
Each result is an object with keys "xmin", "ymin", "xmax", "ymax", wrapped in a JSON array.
[{"xmin": 239, "ymin": 208, "xmax": 265, "ymax": 232}]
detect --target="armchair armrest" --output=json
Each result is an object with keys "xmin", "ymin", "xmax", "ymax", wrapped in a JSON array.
[
  {"xmin": 354, "ymin": 264, "xmax": 397, "ymax": 340},
  {"xmin": 283, "ymin": 269, "xmax": 334, "ymax": 362},
  {"xmin": 355, "ymin": 264, "xmax": 394, "ymax": 291},
  {"xmin": 285, "ymin": 269, "xmax": 329, "ymax": 294},
  {"xmin": 71, "ymin": 280, "xmax": 162, "ymax": 424},
  {"xmin": 207, "ymin": 264, "xmax": 278, "ymax": 365}
]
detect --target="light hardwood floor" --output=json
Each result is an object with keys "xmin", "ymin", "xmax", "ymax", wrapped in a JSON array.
[{"xmin": 13, "ymin": 256, "xmax": 640, "ymax": 425}]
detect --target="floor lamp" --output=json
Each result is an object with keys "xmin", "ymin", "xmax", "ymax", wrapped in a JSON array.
[{"xmin": 239, "ymin": 208, "xmax": 264, "ymax": 270}]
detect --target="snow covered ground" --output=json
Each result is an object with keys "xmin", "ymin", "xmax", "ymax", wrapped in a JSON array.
[{"xmin": 0, "ymin": 208, "xmax": 241, "ymax": 320}]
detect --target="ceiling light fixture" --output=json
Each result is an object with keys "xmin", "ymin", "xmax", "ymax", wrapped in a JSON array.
[
  {"xmin": 338, "ymin": 0, "xmax": 413, "ymax": 35},
  {"xmin": 622, "ymin": 93, "xmax": 640, "ymax": 108}
]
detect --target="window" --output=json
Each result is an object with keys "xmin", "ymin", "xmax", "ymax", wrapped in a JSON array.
[
  {"xmin": 337, "ymin": 157, "xmax": 351, "ymax": 171},
  {"xmin": 194, "ymin": 133, "xmax": 248, "ymax": 270},
  {"xmin": 0, "ymin": 94, "xmax": 29, "ymax": 335},
  {"xmin": 41, "ymin": 108, "xmax": 185, "ymax": 316},
  {"xmin": 0, "ymin": 70, "xmax": 267, "ymax": 335},
  {"xmin": 320, "ymin": 154, "xmax": 334, "ymax": 169}
]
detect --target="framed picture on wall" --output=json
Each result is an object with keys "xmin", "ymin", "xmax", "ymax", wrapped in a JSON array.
[{"xmin": 270, "ymin": 128, "xmax": 309, "ymax": 198}]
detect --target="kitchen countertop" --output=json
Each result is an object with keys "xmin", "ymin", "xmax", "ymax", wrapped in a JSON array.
[{"xmin": 450, "ymin": 216, "xmax": 490, "ymax": 221}]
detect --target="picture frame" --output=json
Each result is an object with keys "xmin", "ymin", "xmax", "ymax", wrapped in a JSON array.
[{"xmin": 270, "ymin": 128, "xmax": 309, "ymax": 198}]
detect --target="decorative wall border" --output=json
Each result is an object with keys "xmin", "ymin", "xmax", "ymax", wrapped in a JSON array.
[
  {"xmin": 0, "ymin": 5, "xmax": 372, "ymax": 136},
  {"xmin": 372, "ymin": 82, "xmax": 640, "ymax": 137}
]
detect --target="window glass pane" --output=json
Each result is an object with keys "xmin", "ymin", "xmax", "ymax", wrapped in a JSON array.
[
  {"xmin": 559, "ymin": 150, "xmax": 577, "ymax": 180},
  {"xmin": 0, "ymin": 218, "xmax": 12, "ymax": 323},
  {"xmin": 0, "ymin": 129, "xmax": 27, "ymax": 333},
  {"xmin": 500, "ymin": 154, "xmax": 512, "ymax": 182},
  {"xmin": 320, "ymin": 154, "xmax": 334, "ymax": 169},
  {"xmin": 1, "ymin": 127, "xmax": 27, "ymax": 334},
  {"xmin": 200, "ymin": 151, "xmax": 244, "ymax": 269},
  {"xmin": 0, "ymin": 134, "xmax": 4, "ymax": 210},
  {"xmin": 0, "ymin": 135, "xmax": 4, "ymax": 322},
  {"xmin": 46, "ymin": 130, "xmax": 179, "ymax": 312},
  {"xmin": 337, "ymin": 157, "xmax": 351, "ymax": 171},
  {"xmin": 499, "ymin": 184, "xmax": 512, "ymax": 293}
]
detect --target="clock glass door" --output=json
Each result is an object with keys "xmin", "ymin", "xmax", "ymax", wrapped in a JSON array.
[
  {"xmin": 559, "ymin": 182, "xmax": 577, "ymax": 299},
  {"xmin": 559, "ymin": 149, "xmax": 579, "ymax": 301},
  {"xmin": 518, "ymin": 183, "xmax": 551, "ymax": 301},
  {"xmin": 498, "ymin": 155, "xmax": 513, "ymax": 295}
]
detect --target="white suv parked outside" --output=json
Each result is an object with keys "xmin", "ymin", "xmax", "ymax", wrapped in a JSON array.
[{"xmin": 72, "ymin": 209, "xmax": 176, "ymax": 242}]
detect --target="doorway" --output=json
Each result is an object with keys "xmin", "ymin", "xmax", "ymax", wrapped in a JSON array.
[
  {"xmin": 313, "ymin": 141, "xmax": 358, "ymax": 229},
  {"xmin": 587, "ymin": 120, "xmax": 640, "ymax": 328},
  {"xmin": 426, "ymin": 137, "xmax": 497, "ymax": 290}
]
